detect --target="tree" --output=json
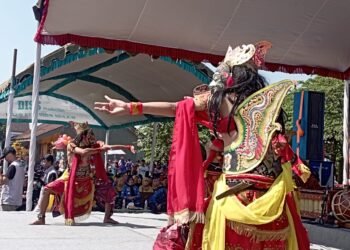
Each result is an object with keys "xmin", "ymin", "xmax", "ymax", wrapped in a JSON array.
[
  {"xmin": 0, "ymin": 124, "xmax": 6, "ymax": 147},
  {"xmin": 136, "ymin": 121, "xmax": 210, "ymax": 162},
  {"xmin": 282, "ymin": 76, "xmax": 344, "ymax": 179}
]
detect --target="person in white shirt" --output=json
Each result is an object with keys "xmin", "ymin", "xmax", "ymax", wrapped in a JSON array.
[
  {"xmin": 138, "ymin": 160, "xmax": 150, "ymax": 177},
  {"xmin": 0, "ymin": 147, "xmax": 25, "ymax": 211}
]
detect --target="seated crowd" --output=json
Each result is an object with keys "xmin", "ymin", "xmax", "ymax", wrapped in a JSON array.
[{"xmin": 109, "ymin": 158, "xmax": 168, "ymax": 214}]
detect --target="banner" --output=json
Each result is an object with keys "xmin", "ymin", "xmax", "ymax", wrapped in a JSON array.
[{"xmin": 0, "ymin": 95, "xmax": 100, "ymax": 126}]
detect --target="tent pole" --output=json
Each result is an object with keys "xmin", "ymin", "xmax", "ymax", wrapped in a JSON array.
[
  {"xmin": 3, "ymin": 49, "xmax": 17, "ymax": 174},
  {"xmin": 26, "ymin": 43, "xmax": 42, "ymax": 211},
  {"xmin": 104, "ymin": 129, "xmax": 110, "ymax": 171},
  {"xmin": 342, "ymin": 80, "xmax": 350, "ymax": 186},
  {"xmin": 149, "ymin": 123, "xmax": 158, "ymax": 175}
]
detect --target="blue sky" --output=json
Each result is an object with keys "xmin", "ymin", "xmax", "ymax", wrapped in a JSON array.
[
  {"xmin": 0, "ymin": 1, "xmax": 310, "ymax": 84},
  {"xmin": 0, "ymin": 1, "xmax": 58, "ymax": 83}
]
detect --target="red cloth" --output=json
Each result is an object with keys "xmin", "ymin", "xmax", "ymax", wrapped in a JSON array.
[
  {"xmin": 65, "ymin": 151, "xmax": 107, "ymax": 222},
  {"xmin": 153, "ymin": 224, "xmax": 187, "ymax": 250},
  {"xmin": 91, "ymin": 146, "xmax": 109, "ymax": 182},
  {"xmin": 65, "ymin": 154, "xmax": 79, "ymax": 222},
  {"xmin": 195, "ymin": 111, "xmax": 236, "ymax": 133},
  {"xmin": 272, "ymin": 134, "xmax": 304, "ymax": 177},
  {"xmin": 167, "ymin": 99, "xmax": 205, "ymax": 221},
  {"xmin": 286, "ymin": 193, "xmax": 310, "ymax": 250}
]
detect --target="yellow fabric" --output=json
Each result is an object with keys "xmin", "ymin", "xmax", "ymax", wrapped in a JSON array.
[
  {"xmin": 202, "ymin": 163, "xmax": 295, "ymax": 250},
  {"xmin": 298, "ymin": 163, "xmax": 311, "ymax": 183}
]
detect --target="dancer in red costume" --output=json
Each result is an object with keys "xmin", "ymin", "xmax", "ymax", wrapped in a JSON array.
[
  {"xmin": 95, "ymin": 42, "xmax": 311, "ymax": 249},
  {"xmin": 31, "ymin": 122, "xmax": 135, "ymax": 225}
]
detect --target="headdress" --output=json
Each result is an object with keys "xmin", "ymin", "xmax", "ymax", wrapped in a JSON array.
[
  {"xmin": 71, "ymin": 121, "xmax": 90, "ymax": 135},
  {"xmin": 209, "ymin": 41, "xmax": 272, "ymax": 88}
]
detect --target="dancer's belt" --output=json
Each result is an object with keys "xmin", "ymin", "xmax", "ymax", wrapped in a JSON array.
[
  {"xmin": 76, "ymin": 165, "xmax": 91, "ymax": 178},
  {"xmin": 216, "ymin": 181, "xmax": 253, "ymax": 200},
  {"xmin": 216, "ymin": 172, "xmax": 279, "ymax": 200},
  {"xmin": 216, "ymin": 154, "xmax": 284, "ymax": 200}
]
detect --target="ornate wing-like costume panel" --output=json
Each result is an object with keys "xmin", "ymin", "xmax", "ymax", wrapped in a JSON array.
[{"xmin": 223, "ymin": 80, "xmax": 295, "ymax": 174}]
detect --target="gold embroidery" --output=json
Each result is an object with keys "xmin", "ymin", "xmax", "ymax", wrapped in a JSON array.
[
  {"xmin": 168, "ymin": 208, "xmax": 205, "ymax": 225},
  {"xmin": 227, "ymin": 221, "xmax": 289, "ymax": 242}
]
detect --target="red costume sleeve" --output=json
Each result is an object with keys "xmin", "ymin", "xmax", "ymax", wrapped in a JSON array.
[{"xmin": 272, "ymin": 134, "xmax": 310, "ymax": 182}]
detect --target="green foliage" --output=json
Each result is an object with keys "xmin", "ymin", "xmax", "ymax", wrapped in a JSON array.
[
  {"xmin": 0, "ymin": 124, "xmax": 6, "ymax": 142},
  {"xmin": 136, "ymin": 121, "xmax": 210, "ymax": 162},
  {"xmin": 282, "ymin": 76, "xmax": 344, "ymax": 178}
]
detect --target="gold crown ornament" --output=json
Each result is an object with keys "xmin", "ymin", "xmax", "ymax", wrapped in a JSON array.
[
  {"xmin": 223, "ymin": 44, "xmax": 256, "ymax": 67},
  {"xmin": 209, "ymin": 41, "xmax": 272, "ymax": 88},
  {"xmin": 223, "ymin": 41, "xmax": 271, "ymax": 68}
]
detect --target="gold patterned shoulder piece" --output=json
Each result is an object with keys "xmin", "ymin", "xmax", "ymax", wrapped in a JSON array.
[
  {"xmin": 223, "ymin": 80, "xmax": 295, "ymax": 174},
  {"xmin": 193, "ymin": 91, "xmax": 211, "ymax": 111}
]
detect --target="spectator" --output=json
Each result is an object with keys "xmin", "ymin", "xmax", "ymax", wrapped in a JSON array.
[
  {"xmin": 42, "ymin": 154, "xmax": 58, "ymax": 185},
  {"xmin": 139, "ymin": 177, "xmax": 153, "ymax": 207},
  {"xmin": 152, "ymin": 177, "xmax": 161, "ymax": 190},
  {"xmin": 121, "ymin": 176, "xmax": 141, "ymax": 208},
  {"xmin": 112, "ymin": 161, "xmax": 119, "ymax": 175},
  {"xmin": 118, "ymin": 156, "xmax": 126, "ymax": 173},
  {"xmin": 131, "ymin": 164, "xmax": 138, "ymax": 176},
  {"xmin": 57, "ymin": 157, "xmax": 67, "ymax": 177},
  {"xmin": 138, "ymin": 160, "xmax": 149, "ymax": 177},
  {"xmin": 133, "ymin": 175, "xmax": 143, "ymax": 188},
  {"xmin": 125, "ymin": 159, "xmax": 133, "ymax": 172},
  {"xmin": 153, "ymin": 161, "xmax": 163, "ymax": 177},
  {"xmin": 113, "ymin": 173, "xmax": 127, "ymax": 209},
  {"xmin": 148, "ymin": 178, "xmax": 167, "ymax": 214},
  {"xmin": 0, "ymin": 147, "xmax": 25, "ymax": 211}
]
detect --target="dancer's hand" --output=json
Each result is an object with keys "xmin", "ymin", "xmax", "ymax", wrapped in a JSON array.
[{"xmin": 94, "ymin": 95, "xmax": 128, "ymax": 115}]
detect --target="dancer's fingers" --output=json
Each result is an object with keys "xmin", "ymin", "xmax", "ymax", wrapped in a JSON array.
[
  {"xmin": 94, "ymin": 102, "xmax": 109, "ymax": 107},
  {"xmin": 104, "ymin": 95, "xmax": 112, "ymax": 101}
]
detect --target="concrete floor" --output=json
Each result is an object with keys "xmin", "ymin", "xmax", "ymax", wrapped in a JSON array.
[{"xmin": 0, "ymin": 211, "xmax": 343, "ymax": 250}]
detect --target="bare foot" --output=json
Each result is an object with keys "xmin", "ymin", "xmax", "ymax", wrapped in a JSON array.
[
  {"xmin": 30, "ymin": 219, "xmax": 45, "ymax": 225},
  {"xmin": 103, "ymin": 218, "xmax": 119, "ymax": 224}
]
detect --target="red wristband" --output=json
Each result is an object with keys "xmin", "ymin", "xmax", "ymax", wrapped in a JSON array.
[{"xmin": 129, "ymin": 102, "xmax": 143, "ymax": 115}]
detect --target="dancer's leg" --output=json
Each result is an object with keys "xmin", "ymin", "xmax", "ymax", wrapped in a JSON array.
[{"xmin": 103, "ymin": 203, "xmax": 119, "ymax": 224}]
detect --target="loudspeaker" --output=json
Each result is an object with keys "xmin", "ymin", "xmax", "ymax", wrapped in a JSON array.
[
  {"xmin": 309, "ymin": 161, "xmax": 334, "ymax": 187},
  {"xmin": 292, "ymin": 91, "xmax": 325, "ymax": 161}
]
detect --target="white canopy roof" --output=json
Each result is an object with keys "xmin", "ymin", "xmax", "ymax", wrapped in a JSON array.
[
  {"xmin": 0, "ymin": 45, "xmax": 211, "ymax": 128},
  {"xmin": 34, "ymin": 0, "xmax": 350, "ymax": 79}
]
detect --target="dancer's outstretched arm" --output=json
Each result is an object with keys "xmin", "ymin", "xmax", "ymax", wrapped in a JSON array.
[
  {"xmin": 108, "ymin": 145, "xmax": 136, "ymax": 154},
  {"xmin": 94, "ymin": 93, "xmax": 210, "ymax": 117},
  {"xmin": 94, "ymin": 96, "xmax": 177, "ymax": 117},
  {"xmin": 69, "ymin": 143, "xmax": 109, "ymax": 157}
]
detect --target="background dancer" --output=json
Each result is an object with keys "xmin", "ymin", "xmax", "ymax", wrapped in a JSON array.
[{"xmin": 31, "ymin": 122, "xmax": 135, "ymax": 225}]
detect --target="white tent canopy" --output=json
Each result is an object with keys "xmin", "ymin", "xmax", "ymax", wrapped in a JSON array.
[
  {"xmin": 107, "ymin": 150, "xmax": 125, "ymax": 155},
  {"xmin": 0, "ymin": 45, "xmax": 211, "ymax": 129},
  {"xmin": 34, "ymin": 0, "xmax": 350, "ymax": 79}
]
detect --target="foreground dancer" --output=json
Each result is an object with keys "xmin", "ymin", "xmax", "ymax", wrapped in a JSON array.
[
  {"xmin": 31, "ymin": 122, "xmax": 135, "ymax": 225},
  {"xmin": 95, "ymin": 42, "xmax": 310, "ymax": 249}
]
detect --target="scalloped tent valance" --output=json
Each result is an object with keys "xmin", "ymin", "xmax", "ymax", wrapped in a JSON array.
[
  {"xmin": 0, "ymin": 45, "xmax": 212, "ymax": 129},
  {"xmin": 34, "ymin": 0, "xmax": 350, "ymax": 79}
]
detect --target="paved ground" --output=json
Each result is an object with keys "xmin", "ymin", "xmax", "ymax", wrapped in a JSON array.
[{"xmin": 0, "ymin": 211, "xmax": 343, "ymax": 250}]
